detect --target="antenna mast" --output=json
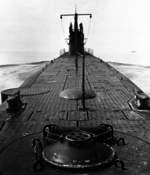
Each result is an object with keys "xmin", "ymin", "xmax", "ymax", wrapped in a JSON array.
[
  {"xmin": 60, "ymin": 10, "xmax": 93, "ymax": 110},
  {"xmin": 60, "ymin": 10, "xmax": 92, "ymax": 55}
]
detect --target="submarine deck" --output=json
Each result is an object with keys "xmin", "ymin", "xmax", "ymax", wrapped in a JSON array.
[{"xmin": 0, "ymin": 54, "xmax": 150, "ymax": 174}]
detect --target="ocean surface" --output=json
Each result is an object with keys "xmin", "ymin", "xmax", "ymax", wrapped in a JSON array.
[
  {"xmin": 0, "ymin": 51, "xmax": 58, "ymax": 65},
  {"xmin": 109, "ymin": 62, "xmax": 150, "ymax": 96},
  {"xmin": 0, "ymin": 62, "xmax": 47, "ymax": 103},
  {"xmin": 0, "ymin": 58, "xmax": 150, "ymax": 103}
]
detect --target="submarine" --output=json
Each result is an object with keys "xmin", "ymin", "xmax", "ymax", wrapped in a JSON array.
[{"xmin": 0, "ymin": 10, "xmax": 150, "ymax": 175}]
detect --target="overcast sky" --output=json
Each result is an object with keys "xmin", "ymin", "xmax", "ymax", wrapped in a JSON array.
[{"xmin": 0, "ymin": 0, "xmax": 150, "ymax": 65}]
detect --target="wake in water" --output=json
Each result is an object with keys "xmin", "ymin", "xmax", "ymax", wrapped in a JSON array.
[
  {"xmin": 109, "ymin": 62, "xmax": 150, "ymax": 96},
  {"xmin": 0, "ymin": 62, "xmax": 47, "ymax": 103}
]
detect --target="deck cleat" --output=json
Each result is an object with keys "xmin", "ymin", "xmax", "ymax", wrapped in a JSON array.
[
  {"xmin": 1, "ymin": 88, "xmax": 26, "ymax": 113},
  {"xmin": 129, "ymin": 90, "xmax": 150, "ymax": 111},
  {"xmin": 135, "ymin": 92, "xmax": 150, "ymax": 110}
]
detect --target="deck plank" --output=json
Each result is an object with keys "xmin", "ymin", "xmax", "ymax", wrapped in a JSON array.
[{"xmin": 0, "ymin": 54, "xmax": 150, "ymax": 151}]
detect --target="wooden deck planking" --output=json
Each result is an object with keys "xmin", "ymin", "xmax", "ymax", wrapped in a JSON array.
[
  {"xmin": 1, "ymin": 54, "xmax": 150, "ymax": 175},
  {"xmin": 1, "ymin": 54, "xmax": 150, "ymax": 153}
]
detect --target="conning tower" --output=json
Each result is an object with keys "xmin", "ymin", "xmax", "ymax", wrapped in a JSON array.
[
  {"xmin": 69, "ymin": 14, "xmax": 84, "ymax": 55},
  {"xmin": 60, "ymin": 11, "xmax": 92, "ymax": 55}
]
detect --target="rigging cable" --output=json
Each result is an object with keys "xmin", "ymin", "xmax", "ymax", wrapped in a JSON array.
[
  {"xmin": 60, "ymin": 12, "xmax": 92, "ymax": 45},
  {"xmin": 84, "ymin": 17, "xmax": 92, "ymax": 45},
  {"xmin": 60, "ymin": 18, "xmax": 69, "ymax": 45}
]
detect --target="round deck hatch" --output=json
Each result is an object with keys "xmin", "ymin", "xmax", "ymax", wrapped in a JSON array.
[
  {"xmin": 42, "ymin": 131, "xmax": 115, "ymax": 169},
  {"xmin": 59, "ymin": 88, "xmax": 96, "ymax": 100}
]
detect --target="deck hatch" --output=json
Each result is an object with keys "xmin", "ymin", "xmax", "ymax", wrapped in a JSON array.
[{"xmin": 31, "ymin": 124, "xmax": 126, "ymax": 171}]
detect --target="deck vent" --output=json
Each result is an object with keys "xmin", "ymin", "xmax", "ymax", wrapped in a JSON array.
[
  {"xmin": 32, "ymin": 124, "xmax": 126, "ymax": 171},
  {"xmin": 135, "ymin": 91, "xmax": 150, "ymax": 110},
  {"xmin": 1, "ymin": 88, "xmax": 24, "ymax": 112},
  {"xmin": 59, "ymin": 88, "xmax": 96, "ymax": 100}
]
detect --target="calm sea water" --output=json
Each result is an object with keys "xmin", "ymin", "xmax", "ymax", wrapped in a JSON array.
[
  {"xmin": 0, "ymin": 63, "xmax": 47, "ymax": 103},
  {"xmin": 109, "ymin": 62, "xmax": 150, "ymax": 96},
  {"xmin": 0, "ymin": 51, "xmax": 58, "ymax": 103},
  {"xmin": 0, "ymin": 51, "xmax": 58, "ymax": 65}
]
